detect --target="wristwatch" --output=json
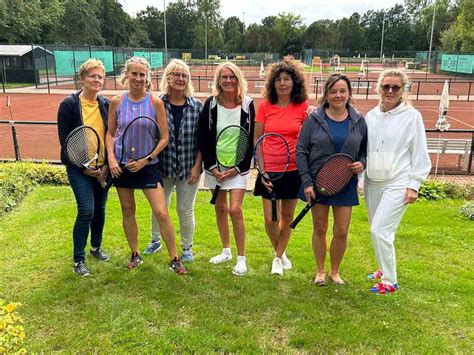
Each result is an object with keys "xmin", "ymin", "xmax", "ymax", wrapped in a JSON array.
[{"xmin": 146, "ymin": 155, "xmax": 153, "ymax": 162}]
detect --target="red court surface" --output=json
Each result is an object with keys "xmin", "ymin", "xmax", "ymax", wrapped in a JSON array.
[{"xmin": 0, "ymin": 90, "xmax": 473, "ymax": 175}]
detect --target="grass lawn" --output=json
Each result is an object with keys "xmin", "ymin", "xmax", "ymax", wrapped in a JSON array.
[
  {"xmin": 0, "ymin": 186, "xmax": 472, "ymax": 352},
  {"xmin": 2, "ymin": 82, "xmax": 35, "ymax": 89}
]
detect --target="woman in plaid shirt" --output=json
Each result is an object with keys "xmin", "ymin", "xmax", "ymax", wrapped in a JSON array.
[{"xmin": 144, "ymin": 59, "xmax": 203, "ymax": 262}]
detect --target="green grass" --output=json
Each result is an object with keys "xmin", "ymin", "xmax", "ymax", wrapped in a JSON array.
[
  {"xmin": 2, "ymin": 82, "xmax": 35, "ymax": 88},
  {"xmin": 0, "ymin": 186, "xmax": 473, "ymax": 352}
]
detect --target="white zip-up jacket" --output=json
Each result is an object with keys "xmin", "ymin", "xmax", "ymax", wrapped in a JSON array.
[{"xmin": 365, "ymin": 102, "xmax": 431, "ymax": 191}]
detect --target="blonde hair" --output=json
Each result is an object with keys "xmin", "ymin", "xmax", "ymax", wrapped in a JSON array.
[
  {"xmin": 159, "ymin": 59, "xmax": 194, "ymax": 97},
  {"xmin": 212, "ymin": 62, "xmax": 247, "ymax": 105},
  {"xmin": 376, "ymin": 69, "xmax": 410, "ymax": 105},
  {"xmin": 118, "ymin": 56, "xmax": 153, "ymax": 91},
  {"xmin": 78, "ymin": 58, "xmax": 105, "ymax": 80}
]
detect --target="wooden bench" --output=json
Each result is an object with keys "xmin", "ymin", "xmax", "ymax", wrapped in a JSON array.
[{"xmin": 427, "ymin": 138, "xmax": 472, "ymax": 170}]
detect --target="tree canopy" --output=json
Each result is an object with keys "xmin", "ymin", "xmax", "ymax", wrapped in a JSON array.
[{"xmin": 0, "ymin": 0, "xmax": 470, "ymax": 54}]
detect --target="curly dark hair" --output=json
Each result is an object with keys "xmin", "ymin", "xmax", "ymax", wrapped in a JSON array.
[{"xmin": 263, "ymin": 59, "xmax": 308, "ymax": 105}]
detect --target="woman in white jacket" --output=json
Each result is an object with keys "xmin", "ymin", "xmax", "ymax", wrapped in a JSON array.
[{"xmin": 364, "ymin": 69, "xmax": 431, "ymax": 294}]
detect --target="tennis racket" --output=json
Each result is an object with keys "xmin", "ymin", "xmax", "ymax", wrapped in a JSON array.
[
  {"xmin": 289, "ymin": 153, "xmax": 355, "ymax": 229},
  {"xmin": 104, "ymin": 115, "xmax": 160, "ymax": 191},
  {"xmin": 64, "ymin": 125, "xmax": 106, "ymax": 188},
  {"xmin": 253, "ymin": 133, "xmax": 290, "ymax": 221},
  {"xmin": 209, "ymin": 125, "xmax": 250, "ymax": 205}
]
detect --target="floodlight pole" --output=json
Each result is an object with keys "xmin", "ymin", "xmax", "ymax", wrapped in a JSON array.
[
  {"xmin": 163, "ymin": 0, "xmax": 168, "ymax": 64},
  {"xmin": 428, "ymin": 1, "xmax": 437, "ymax": 72},
  {"xmin": 243, "ymin": 12, "xmax": 245, "ymax": 32},
  {"xmin": 379, "ymin": 11, "xmax": 386, "ymax": 60},
  {"xmin": 205, "ymin": 12, "xmax": 208, "ymax": 61}
]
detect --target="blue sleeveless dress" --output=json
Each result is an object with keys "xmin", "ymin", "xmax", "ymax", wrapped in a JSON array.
[{"xmin": 113, "ymin": 93, "xmax": 162, "ymax": 189}]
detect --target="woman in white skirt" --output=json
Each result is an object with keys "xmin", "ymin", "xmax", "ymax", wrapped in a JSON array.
[
  {"xmin": 198, "ymin": 62, "xmax": 255, "ymax": 276},
  {"xmin": 365, "ymin": 69, "xmax": 431, "ymax": 294}
]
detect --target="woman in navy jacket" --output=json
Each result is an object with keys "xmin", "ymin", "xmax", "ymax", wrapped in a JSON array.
[
  {"xmin": 296, "ymin": 73, "xmax": 367, "ymax": 286},
  {"xmin": 57, "ymin": 59, "xmax": 110, "ymax": 277}
]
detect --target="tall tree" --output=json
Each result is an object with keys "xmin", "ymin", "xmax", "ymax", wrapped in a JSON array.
[
  {"xmin": 0, "ymin": 0, "xmax": 44, "ymax": 43},
  {"xmin": 304, "ymin": 20, "xmax": 338, "ymax": 50},
  {"xmin": 57, "ymin": 0, "xmax": 104, "ymax": 45},
  {"xmin": 165, "ymin": 1, "xmax": 198, "ymax": 49},
  {"xmin": 191, "ymin": 0, "xmax": 224, "ymax": 53},
  {"xmin": 274, "ymin": 12, "xmax": 306, "ymax": 55},
  {"xmin": 336, "ymin": 13, "xmax": 366, "ymax": 52},
  {"xmin": 98, "ymin": 0, "xmax": 132, "ymax": 46},
  {"xmin": 223, "ymin": 16, "xmax": 244, "ymax": 52},
  {"xmin": 136, "ymin": 6, "xmax": 164, "ymax": 48},
  {"xmin": 453, "ymin": 0, "xmax": 474, "ymax": 51}
]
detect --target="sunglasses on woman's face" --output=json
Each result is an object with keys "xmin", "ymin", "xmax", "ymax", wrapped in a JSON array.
[{"xmin": 381, "ymin": 84, "xmax": 401, "ymax": 93}]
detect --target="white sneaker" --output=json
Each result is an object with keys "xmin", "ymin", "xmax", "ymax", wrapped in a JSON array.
[
  {"xmin": 271, "ymin": 257, "xmax": 283, "ymax": 276},
  {"xmin": 281, "ymin": 253, "xmax": 292, "ymax": 270},
  {"xmin": 209, "ymin": 252, "xmax": 232, "ymax": 264},
  {"xmin": 232, "ymin": 261, "xmax": 247, "ymax": 276}
]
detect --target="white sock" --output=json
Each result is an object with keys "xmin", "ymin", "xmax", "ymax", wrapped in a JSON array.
[
  {"xmin": 91, "ymin": 247, "xmax": 98, "ymax": 251},
  {"xmin": 237, "ymin": 255, "xmax": 246, "ymax": 262},
  {"xmin": 222, "ymin": 248, "xmax": 232, "ymax": 256}
]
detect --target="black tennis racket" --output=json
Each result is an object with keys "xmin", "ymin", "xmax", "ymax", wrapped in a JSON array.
[
  {"xmin": 209, "ymin": 125, "xmax": 250, "ymax": 205},
  {"xmin": 289, "ymin": 153, "xmax": 355, "ymax": 229},
  {"xmin": 254, "ymin": 133, "xmax": 291, "ymax": 221},
  {"xmin": 104, "ymin": 115, "xmax": 160, "ymax": 191},
  {"xmin": 64, "ymin": 125, "xmax": 106, "ymax": 188}
]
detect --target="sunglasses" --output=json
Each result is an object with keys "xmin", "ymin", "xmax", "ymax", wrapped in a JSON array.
[{"xmin": 381, "ymin": 84, "xmax": 401, "ymax": 93}]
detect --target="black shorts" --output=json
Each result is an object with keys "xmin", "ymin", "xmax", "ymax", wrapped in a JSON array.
[
  {"xmin": 253, "ymin": 170, "xmax": 301, "ymax": 200},
  {"xmin": 113, "ymin": 163, "xmax": 163, "ymax": 189}
]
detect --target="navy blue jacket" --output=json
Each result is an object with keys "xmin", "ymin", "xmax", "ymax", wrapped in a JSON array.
[{"xmin": 296, "ymin": 105, "xmax": 367, "ymax": 189}]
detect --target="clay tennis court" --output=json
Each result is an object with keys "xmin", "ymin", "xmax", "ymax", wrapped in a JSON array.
[{"xmin": 1, "ymin": 66, "xmax": 473, "ymax": 173}]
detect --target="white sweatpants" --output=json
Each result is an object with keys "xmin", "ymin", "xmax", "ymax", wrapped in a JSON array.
[
  {"xmin": 364, "ymin": 180, "xmax": 408, "ymax": 286},
  {"xmin": 150, "ymin": 176, "xmax": 200, "ymax": 249}
]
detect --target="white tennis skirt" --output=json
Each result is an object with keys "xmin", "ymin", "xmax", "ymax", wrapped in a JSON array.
[{"xmin": 203, "ymin": 169, "xmax": 249, "ymax": 190}]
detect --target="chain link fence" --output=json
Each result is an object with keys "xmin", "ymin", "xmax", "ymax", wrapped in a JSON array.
[{"xmin": 1, "ymin": 121, "xmax": 472, "ymax": 175}]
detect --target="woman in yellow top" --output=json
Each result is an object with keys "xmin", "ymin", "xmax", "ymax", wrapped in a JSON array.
[{"xmin": 57, "ymin": 59, "xmax": 110, "ymax": 277}]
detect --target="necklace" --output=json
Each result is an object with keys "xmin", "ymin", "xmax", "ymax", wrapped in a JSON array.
[{"xmin": 326, "ymin": 108, "xmax": 348, "ymax": 121}]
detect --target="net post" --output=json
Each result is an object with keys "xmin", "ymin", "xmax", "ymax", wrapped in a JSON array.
[{"xmin": 9, "ymin": 121, "xmax": 21, "ymax": 161}]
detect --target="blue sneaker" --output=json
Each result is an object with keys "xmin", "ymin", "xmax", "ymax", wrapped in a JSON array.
[
  {"xmin": 181, "ymin": 248, "xmax": 193, "ymax": 262},
  {"xmin": 143, "ymin": 240, "xmax": 162, "ymax": 254}
]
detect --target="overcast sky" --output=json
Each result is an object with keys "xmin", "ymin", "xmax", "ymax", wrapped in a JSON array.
[{"xmin": 118, "ymin": 0, "xmax": 404, "ymax": 25}]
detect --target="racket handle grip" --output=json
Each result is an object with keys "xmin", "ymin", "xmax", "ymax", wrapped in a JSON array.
[
  {"xmin": 210, "ymin": 185, "xmax": 221, "ymax": 205},
  {"xmin": 271, "ymin": 195, "xmax": 277, "ymax": 221},
  {"xmin": 289, "ymin": 201, "xmax": 315, "ymax": 229},
  {"xmin": 103, "ymin": 175, "xmax": 113, "ymax": 192}
]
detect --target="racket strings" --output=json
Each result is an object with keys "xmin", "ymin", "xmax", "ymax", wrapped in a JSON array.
[
  {"xmin": 66, "ymin": 128, "xmax": 99, "ymax": 165},
  {"xmin": 254, "ymin": 135, "xmax": 290, "ymax": 180},
  {"xmin": 216, "ymin": 126, "xmax": 249, "ymax": 168},
  {"xmin": 315, "ymin": 156, "xmax": 354, "ymax": 196},
  {"xmin": 123, "ymin": 117, "xmax": 159, "ymax": 161}
]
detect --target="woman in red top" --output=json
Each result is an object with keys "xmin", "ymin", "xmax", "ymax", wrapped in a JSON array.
[{"xmin": 254, "ymin": 59, "xmax": 309, "ymax": 276}]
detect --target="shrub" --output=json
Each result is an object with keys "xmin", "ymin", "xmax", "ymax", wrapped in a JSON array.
[
  {"xmin": 442, "ymin": 182, "xmax": 474, "ymax": 200},
  {"xmin": 0, "ymin": 162, "xmax": 68, "ymax": 186},
  {"xmin": 0, "ymin": 300, "xmax": 26, "ymax": 354},
  {"xmin": 0, "ymin": 162, "xmax": 68, "ymax": 216},
  {"xmin": 418, "ymin": 180, "xmax": 447, "ymax": 201},
  {"xmin": 459, "ymin": 201, "xmax": 474, "ymax": 220}
]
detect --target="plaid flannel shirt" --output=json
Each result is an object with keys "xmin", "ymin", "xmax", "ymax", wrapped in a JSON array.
[{"xmin": 158, "ymin": 95, "xmax": 203, "ymax": 180}]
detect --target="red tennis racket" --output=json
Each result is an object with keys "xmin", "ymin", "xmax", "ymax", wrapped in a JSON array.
[{"xmin": 289, "ymin": 153, "xmax": 355, "ymax": 229}]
